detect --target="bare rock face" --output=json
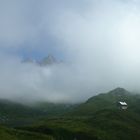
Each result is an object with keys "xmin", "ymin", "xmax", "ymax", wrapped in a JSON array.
[
  {"xmin": 39, "ymin": 55, "xmax": 57, "ymax": 66},
  {"xmin": 22, "ymin": 54, "xmax": 60, "ymax": 66}
]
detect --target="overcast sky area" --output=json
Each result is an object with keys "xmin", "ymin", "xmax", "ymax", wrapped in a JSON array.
[{"xmin": 0, "ymin": 0, "xmax": 140, "ymax": 103}]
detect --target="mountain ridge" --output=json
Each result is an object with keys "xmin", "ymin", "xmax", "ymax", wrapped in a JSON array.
[
  {"xmin": 0, "ymin": 88, "xmax": 140, "ymax": 139},
  {"xmin": 68, "ymin": 87, "xmax": 140, "ymax": 116},
  {"xmin": 22, "ymin": 54, "xmax": 60, "ymax": 66}
]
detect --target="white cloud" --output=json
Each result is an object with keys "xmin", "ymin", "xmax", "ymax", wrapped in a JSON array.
[{"xmin": 0, "ymin": 0, "xmax": 140, "ymax": 103}]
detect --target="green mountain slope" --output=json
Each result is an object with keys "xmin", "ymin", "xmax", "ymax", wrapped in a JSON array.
[
  {"xmin": 0, "ymin": 125, "xmax": 53, "ymax": 140},
  {"xmin": 0, "ymin": 99, "xmax": 43, "ymax": 118},
  {"xmin": 70, "ymin": 87, "xmax": 140, "ymax": 116},
  {"xmin": 0, "ymin": 99, "xmax": 75, "ymax": 127},
  {"xmin": 0, "ymin": 88, "xmax": 140, "ymax": 140},
  {"xmin": 19, "ymin": 88, "xmax": 140, "ymax": 140},
  {"xmin": 20, "ymin": 109, "xmax": 140, "ymax": 140}
]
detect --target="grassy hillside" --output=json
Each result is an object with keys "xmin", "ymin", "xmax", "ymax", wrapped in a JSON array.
[
  {"xmin": 70, "ymin": 87, "xmax": 140, "ymax": 116},
  {"xmin": 0, "ymin": 125, "xmax": 53, "ymax": 140},
  {"xmin": 15, "ymin": 88, "xmax": 140, "ymax": 140},
  {"xmin": 0, "ymin": 99, "xmax": 46, "ymax": 118},
  {"xmin": 1, "ymin": 88, "xmax": 140, "ymax": 140},
  {"xmin": 19, "ymin": 110, "xmax": 140, "ymax": 140},
  {"xmin": 0, "ymin": 99, "xmax": 75, "ymax": 127}
]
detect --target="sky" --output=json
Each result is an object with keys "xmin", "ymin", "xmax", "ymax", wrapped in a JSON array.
[{"xmin": 0, "ymin": 0, "xmax": 140, "ymax": 103}]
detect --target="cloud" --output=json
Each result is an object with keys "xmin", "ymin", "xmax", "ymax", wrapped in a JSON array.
[{"xmin": 0, "ymin": 0, "xmax": 140, "ymax": 103}]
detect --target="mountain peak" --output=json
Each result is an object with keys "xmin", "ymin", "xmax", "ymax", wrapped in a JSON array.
[
  {"xmin": 22, "ymin": 55, "xmax": 59, "ymax": 66},
  {"xmin": 40, "ymin": 55, "xmax": 57, "ymax": 66},
  {"xmin": 108, "ymin": 87, "xmax": 129, "ymax": 95}
]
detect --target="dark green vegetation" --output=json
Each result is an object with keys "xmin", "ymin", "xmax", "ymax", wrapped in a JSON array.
[
  {"xmin": 0, "ymin": 88, "xmax": 140, "ymax": 139},
  {"xmin": 0, "ymin": 125, "xmax": 53, "ymax": 140}
]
